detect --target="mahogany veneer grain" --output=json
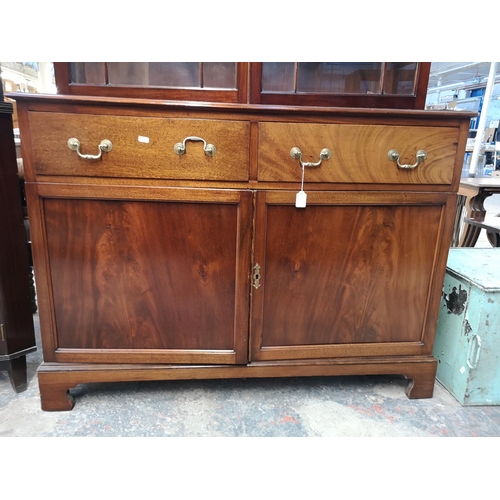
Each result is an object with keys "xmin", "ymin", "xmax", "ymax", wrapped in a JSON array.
[{"xmin": 10, "ymin": 93, "xmax": 471, "ymax": 410}]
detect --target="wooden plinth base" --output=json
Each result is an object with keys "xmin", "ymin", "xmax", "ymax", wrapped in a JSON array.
[{"xmin": 37, "ymin": 356, "xmax": 438, "ymax": 411}]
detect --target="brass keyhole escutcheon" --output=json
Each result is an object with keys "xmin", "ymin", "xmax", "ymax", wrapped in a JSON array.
[{"xmin": 253, "ymin": 264, "xmax": 261, "ymax": 289}]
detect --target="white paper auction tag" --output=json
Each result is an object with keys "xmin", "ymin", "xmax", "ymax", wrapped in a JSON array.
[{"xmin": 295, "ymin": 190, "xmax": 307, "ymax": 208}]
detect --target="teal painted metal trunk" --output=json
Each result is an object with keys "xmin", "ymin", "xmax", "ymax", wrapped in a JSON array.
[{"xmin": 434, "ymin": 248, "xmax": 500, "ymax": 405}]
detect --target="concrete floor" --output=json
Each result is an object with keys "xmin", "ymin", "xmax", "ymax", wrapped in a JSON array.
[
  {"xmin": 2, "ymin": 192, "xmax": 500, "ymax": 437},
  {"xmin": 2, "ymin": 314, "xmax": 500, "ymax": 437}
]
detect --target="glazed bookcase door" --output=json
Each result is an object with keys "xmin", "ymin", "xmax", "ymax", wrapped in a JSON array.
[
  {"xmin": 31, "ymin": 185, "xmax": 253, "ymax": 365},
  {"xmin": 53, "ymin": 62, "xmax": 249, "ymax": 103},
  {"xmin": 250, "ymin": 62, "xmax": 431, "ymax": 109},
  {"xmin": 250, "ymin": 190, "xmax": 456, "ymax": 361}
]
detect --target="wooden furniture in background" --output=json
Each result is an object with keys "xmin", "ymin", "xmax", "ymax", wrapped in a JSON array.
[
  {"xmin": 463, "ymin": 217, "xmax": 500, "ymax": 247},
  {"xmin": 0, "ymin": 85, "xmax": 36, "ymax": 393},
  {"xmin": 11, "ymin": 87, "xmax": 471, "ymax": 411},
  {"xmin": 455, "ymin": 178, "xmax": 500, "ymax": 246}
]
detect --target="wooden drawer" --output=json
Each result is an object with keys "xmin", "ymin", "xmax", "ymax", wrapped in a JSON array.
[
  {"xmin": 28, "ymin": 112, "xmax": 250, "ymax": 181},
  {"xmin": 258, "ymin": 122, "xmax": 460, "ymax": 185}
]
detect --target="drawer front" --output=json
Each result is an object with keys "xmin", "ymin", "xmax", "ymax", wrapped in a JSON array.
[
  {"xmin": 29, "ymin": 112, "xmax": 250, "ymax": 181},
  {"xmin": 258, "ymin": 122, "xmax": 460, "ymax": 184}
]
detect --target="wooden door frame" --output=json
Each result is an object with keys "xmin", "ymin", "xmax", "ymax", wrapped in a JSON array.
[
  {"xmin": 250, "ymin": 189, "xmax": 456, "ymax": 361},
  {"xmin": 26, "ymin": 182, "xmax": 253, "ymax": 365}
]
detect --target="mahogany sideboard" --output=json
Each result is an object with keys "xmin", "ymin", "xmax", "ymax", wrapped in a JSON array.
[{"xmin": 11, "ymin": 92, "xmax": 472, "ymax": 410}]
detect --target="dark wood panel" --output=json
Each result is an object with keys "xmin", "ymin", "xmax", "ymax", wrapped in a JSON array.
[
  {"xmin": 0, "ymin": 108, "xmax": 35, "ymax": 357},
  {"xmin": 255, "ymin": 91, "xmax": 427, "ymax": 109},
  {"xmin": 43, "ymin": 198, "xmax": 244, "ymax": 356},
  {"xmin": 9, "ymin": 92, "xmax": 475, "ymax": 124},
  {"xmin": 252, "ymin": 192, "xmax": 444, "ymax": 359},
  {"xmin": 31, "ymin": 177, "xmax": 460, "ymax": 194},
  {"xmin": 414, "ymin": 63, "xmax": 432, "ymax": 110},
  {"xmin": 54, "ymin": 348, "xmax": 237, "ymax": 365}
]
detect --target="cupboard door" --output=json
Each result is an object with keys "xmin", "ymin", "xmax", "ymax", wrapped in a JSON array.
[
  {"xmin": 251, "ymin": 190, "xmax": 456, "ymax": 361},
  {"xmin": 36, "ymin": 186, "xmax": 252, "ymax": 365}
]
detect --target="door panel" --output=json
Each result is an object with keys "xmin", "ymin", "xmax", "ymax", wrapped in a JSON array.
[
  {"xmin": 251, "ymin": 190, "xmax": 451, "ymax": 361},
  {"xmin": 42, "ymin": 189, "xmax": 252, "ymax": 364}
]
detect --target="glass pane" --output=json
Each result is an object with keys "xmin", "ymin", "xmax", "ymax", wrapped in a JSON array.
[
  {"xmin": 262, "ymin": 62, "xmax": 296, "ymax": 93},
  {"xmin": 70, "ymin": 62, "xmax": 238, "ymax": 90},
  {"xmin": 383, "ymin": 62, "xmax": 417, "ymax": 95},
  {"xmin": 297, "ymin": 62, "xmax": 383, "ymax": 94},
  {"xmin": 203, "ymin": 62, "xmax": 237, "ymax": 89},
  {"xmin": 107, "ymin": 62, "xmax": 201, "ymax": 87},
  {"xmin": 148, "ymin": 62, "xmax": 200, "ymax": 88},
  {"xmin": 70, "ymin": 62, "xmax": 105, "ymax": 84},
  {"xmin": 107, "ymin": 62, "xmax": 150, "ymax": 86}
]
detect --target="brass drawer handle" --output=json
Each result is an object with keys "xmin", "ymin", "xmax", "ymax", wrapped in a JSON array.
[
  {"xmin": 290, "ymin": 147, "xmax": 331, "ymax": 168},
  {"xmin": 174, "ymin": 136, "xmax": 216, "ymax": 157},
  {"xmin": 67, "ymin": 138, "xmax": 113, "ymax": 160},
  {"xmin": 388, "ymin": 149, "xmax": 427, "ymax": 169}
]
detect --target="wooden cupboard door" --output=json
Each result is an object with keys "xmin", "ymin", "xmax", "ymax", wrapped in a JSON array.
[
  {"xmin": 251, "ymin": 191, "xmax": 456, "ymax": 361},
  {"xmin": 38, "ymin": 186, "xmax": 252, "ymax": 365}
]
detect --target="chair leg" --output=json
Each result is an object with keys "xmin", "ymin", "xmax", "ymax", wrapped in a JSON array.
[
  {"xmin": 462, "ymin": 223, "xmax": 481, "ymax": 247},
  {"xmin": 492, "ymin": 232, "xmax": 500, "ymax": 247}
]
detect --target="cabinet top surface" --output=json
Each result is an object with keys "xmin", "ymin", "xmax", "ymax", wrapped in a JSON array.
[
  {"xmin": 6, "ymin": 92, "xmax": 476, "ymax": 120},
  {"xmin": 460, "ymin": 178, "xmax": 500, "ymax": 189},
  {"xmin": 447, "ymin": 249, "xmax": 500, "ymax": 291}
]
